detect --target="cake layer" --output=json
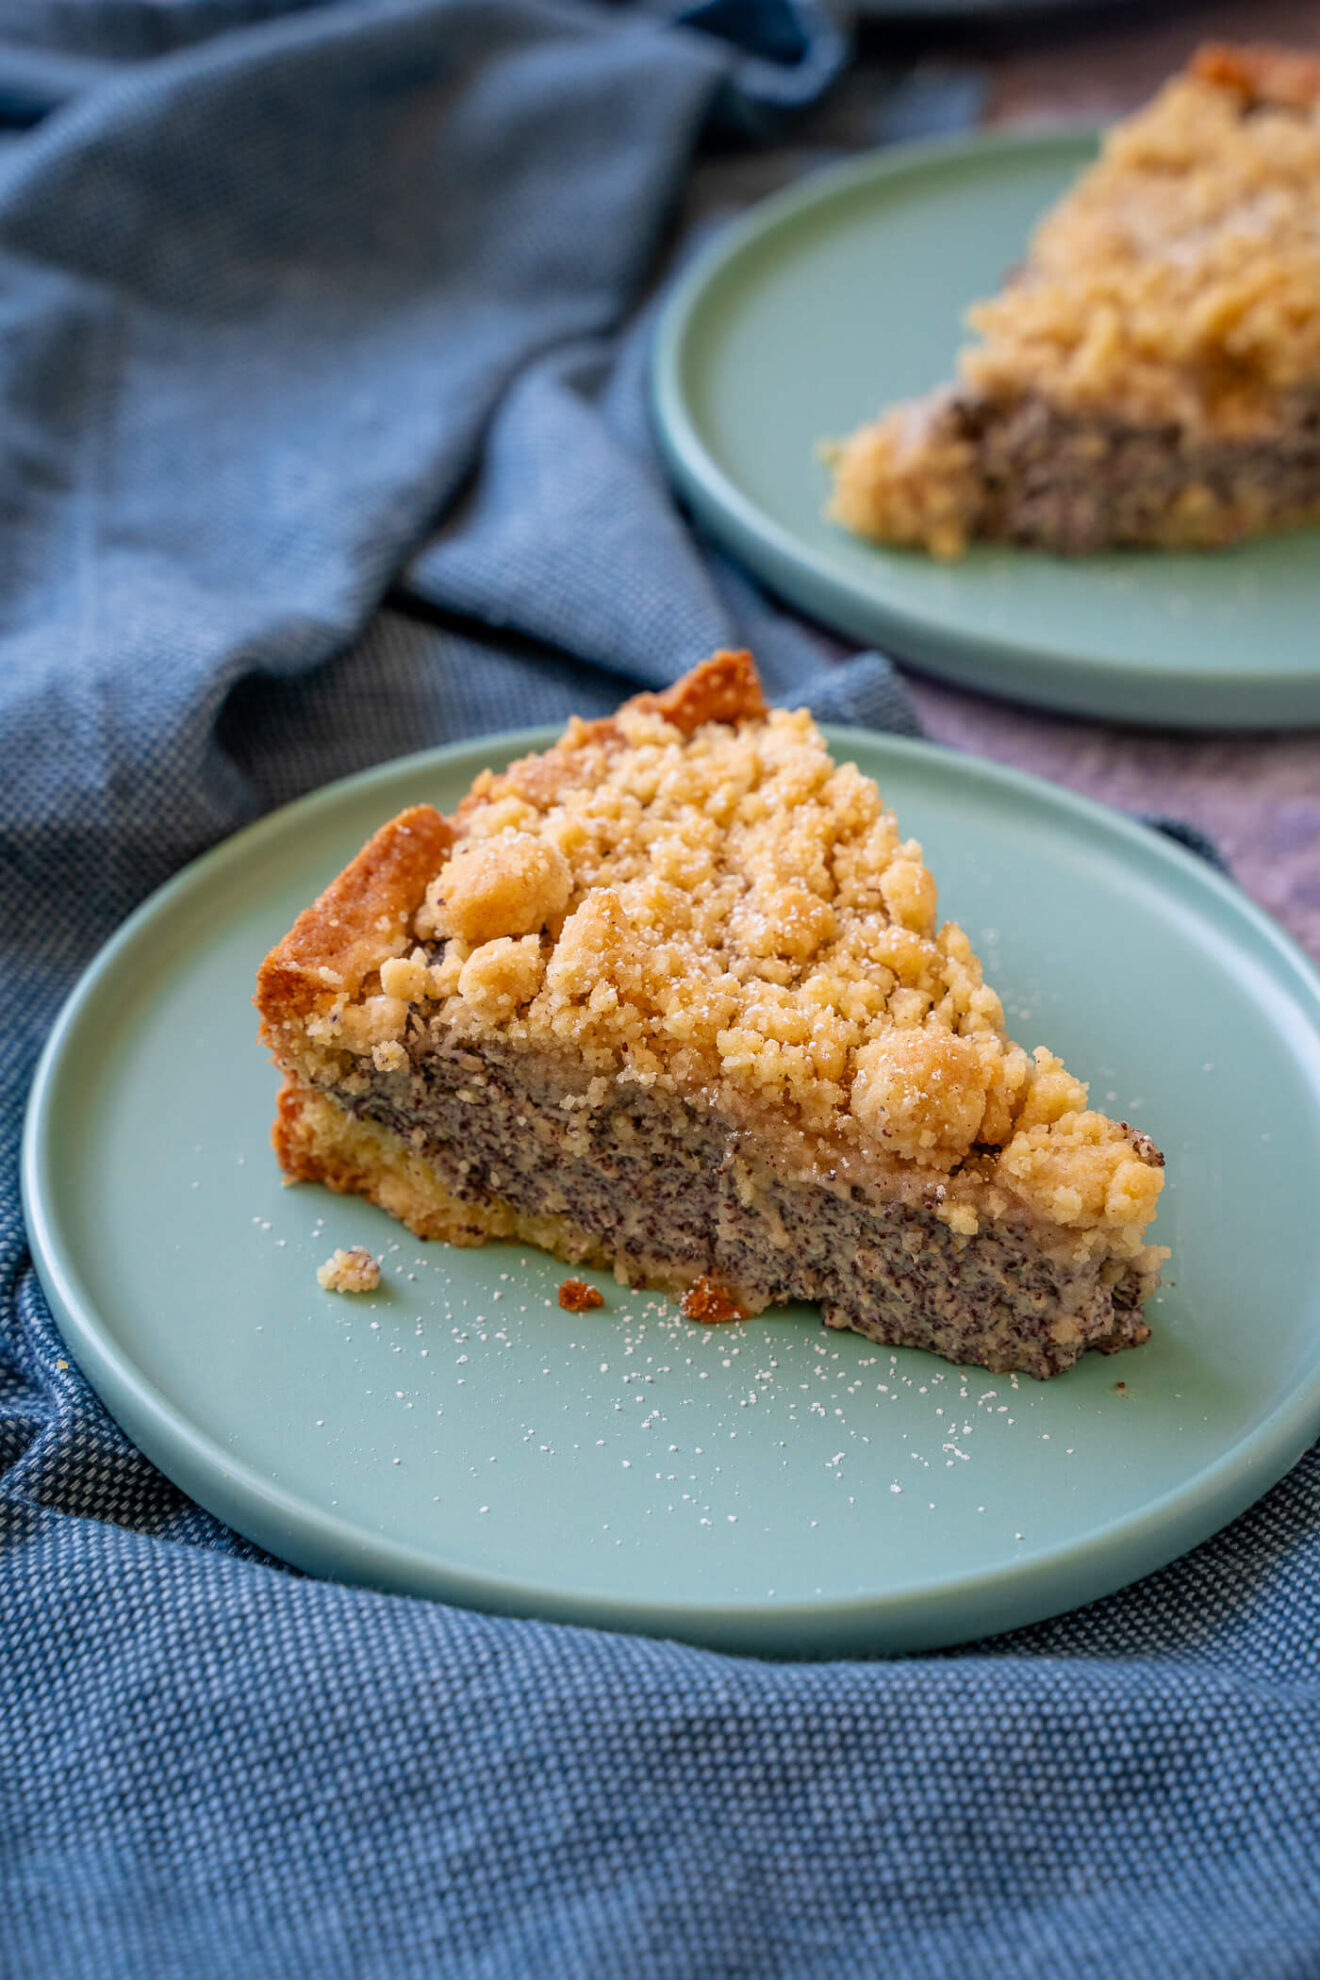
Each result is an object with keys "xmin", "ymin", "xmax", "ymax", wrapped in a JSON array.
[
  {"xmin": 276, "ymin": 1019, "xmax": 1156, "ymax": 1380},
  {"xmin": 832, "ymin": 387, "xmax": 1320, "ymax": 557}
]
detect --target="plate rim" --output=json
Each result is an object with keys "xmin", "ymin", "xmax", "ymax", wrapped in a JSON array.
[
  {"xmin": 21, "ymin": 727, "xmax": 1320, "ymax": 1655},
  {"xmin": 650, "ymin": 128, "xmax": 1320, "ymax": 729}
]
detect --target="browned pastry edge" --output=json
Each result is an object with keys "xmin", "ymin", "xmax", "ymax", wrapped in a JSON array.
[
  {"xmin": 631, "ymin": 647, "xmax": 768, "ymax": 736},
  {"xmin": 256, "ymin": 804, "xmax": 455, "ymax": 1032},
  {"xmin": 1191, "ymin": 40, "xmax": 1320, "ymax": 112}
]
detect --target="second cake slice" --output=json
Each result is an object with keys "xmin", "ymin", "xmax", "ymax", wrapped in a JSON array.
[{"xmin": 828, "ymin": 44, "xmax": 1320, "ymax": 558}]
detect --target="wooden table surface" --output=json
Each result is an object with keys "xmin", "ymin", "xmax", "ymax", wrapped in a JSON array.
[{"xmin": 860, "ymin": 0, "xmax": 1320, "ymax": 962}]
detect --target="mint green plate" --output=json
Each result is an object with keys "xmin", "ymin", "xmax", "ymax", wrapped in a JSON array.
[
  {"xmin": 652, "ymin": 132, "xmax": 1320, "ymax": 729},
  {"xmin": 22, "ymin": 731, "xmax": 1320, "ymax": 1656}
]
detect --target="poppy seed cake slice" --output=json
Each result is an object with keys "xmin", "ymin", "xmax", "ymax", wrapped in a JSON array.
[{"xmin": 256, "ymin": 651, "xmax": 1166, "ymax": 1378}]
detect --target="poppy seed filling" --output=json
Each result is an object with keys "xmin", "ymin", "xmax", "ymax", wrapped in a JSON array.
[{"xmin": 313, "ymin": 1019, "xmax": 1154, "ymax": 1379}]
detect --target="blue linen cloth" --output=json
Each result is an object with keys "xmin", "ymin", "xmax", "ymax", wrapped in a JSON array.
[{"xmin": 3, "ymin": 5, "xmax": 1318, "ymax": 1974}]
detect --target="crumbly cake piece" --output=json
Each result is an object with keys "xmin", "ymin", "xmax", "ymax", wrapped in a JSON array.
[
  {"xmin": 558, "ymin": 1278, "xmax": 605, "ymax": 1313},
  {"xmin": 257, "ymin": 651, "xmax": 1167, "ymax": 1379},
  {"xmin": 828, "ymin": 43, "xmax": 1320, "ymax": 557},
  {"xmin": 316, "ymin": 1246, "xmax": 382, "ymax": 1294}
]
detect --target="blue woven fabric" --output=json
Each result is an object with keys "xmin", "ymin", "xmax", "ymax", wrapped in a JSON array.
[{"xmin": 4, "ymin": 5, "xmax": 1318, "ymax": 1975}]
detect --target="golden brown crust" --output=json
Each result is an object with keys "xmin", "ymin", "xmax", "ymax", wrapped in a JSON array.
[
  {"xmin": 634, "ymin": 648, "xmax": 768, "ymax": 736},
  {"xmin": 256, "ymin": 805, "xmax": 453, "ymax": 1031},
  {"xmin": 572, "ymin": 648, "xmax": 768, "ymax": 746},
  {"xmin": 1191, "ymin": 40, "xmax": 1320, "ymax": 111}
]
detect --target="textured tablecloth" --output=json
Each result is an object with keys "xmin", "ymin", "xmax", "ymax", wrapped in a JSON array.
[{"xmin": 4, "ymin": 4, "xmax": 1319, "ymax": 1974}]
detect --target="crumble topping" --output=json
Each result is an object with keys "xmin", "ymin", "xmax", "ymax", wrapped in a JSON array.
[
  {"xmin": 301, "ymin": 699, "xmax": 1162, "ymax": 1247},
  {"xmin": 961, "ymin": 70, "xmax": 1320, "ymax": 436},
  {"xmin": 316, "ymin": 1246, "xmax": 382, "ymax": 1293}
]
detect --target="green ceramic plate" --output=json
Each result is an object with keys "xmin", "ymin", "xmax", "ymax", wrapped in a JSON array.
[
  {"xmin": 652, "ymin": 132, "xmax": 1320, "ymax": 728},
  {"xmin": 22, "ymin": 731, "xmax": 1320, "ymax": 1656}
]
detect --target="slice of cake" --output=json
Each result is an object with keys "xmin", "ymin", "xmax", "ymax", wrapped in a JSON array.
[
  {"xmin": 828, "ymin": 43, "xmax": 1320, "ymax": 557},
  {"xmin": 256, "ymin": 651, "xmax": 1166, "ymax": 1379}
]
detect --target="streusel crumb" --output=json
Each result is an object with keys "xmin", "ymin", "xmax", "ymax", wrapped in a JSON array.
[{"xmin": 317, "ymin": 1246, "xmax": 382, "ymax": 1294}]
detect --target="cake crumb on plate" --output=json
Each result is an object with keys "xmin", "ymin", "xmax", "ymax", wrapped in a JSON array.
[
  {"xmin": 317, "ymin": 1246, "xmax": 382, "ymax": 1294},
  {"xmin": 558, "ymin": 1278, "xmax": 604, "ymax": 1312},
  {"xmin": 681, "ymin": 1278, "xmax": 750, "ymax": 1325}
]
